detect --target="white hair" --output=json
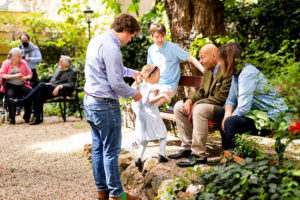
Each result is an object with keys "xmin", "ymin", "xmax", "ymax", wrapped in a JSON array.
[
  {"xmin": 8, "ymin": 47, "xmax": 21, "ymax": 59},
  {"xmin": 60, "ymin": 55, "xmax": 72, "ymax": 67}
]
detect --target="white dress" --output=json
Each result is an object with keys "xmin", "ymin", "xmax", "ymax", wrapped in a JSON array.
[{"xmin": 132, "ymin": 83, "xmax": 167, "ymax": 141}]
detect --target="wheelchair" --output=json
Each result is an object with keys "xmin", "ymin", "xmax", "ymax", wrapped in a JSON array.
[{"xmin": 0, "ymin": 93, "xmax": 9, "ymax": 123}]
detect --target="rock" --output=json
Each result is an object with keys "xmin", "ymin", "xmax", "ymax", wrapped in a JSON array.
[
  {"xmin": 143, "ymin": 158, "xmax": 158, "ymax": 173},
  {"xmin": 186, "ymin": 184, "xmax": 204, "ymax": 197},
  {"xmin": 144, "ymin": 172, "xmax": 156, "ymax": 187},
  {"xmin": 157, "ymin": 179, "xmax": 174, "ymax": 195},
  {"xmin": 145, "ymin": 188, "xmax": 157, "ymax": 200},
  {"xmin": 151, "ymin": 176, "xmax": 169, "ymax": 194},
  {"xmin": 177, "ymin": 191, "xmax": 189, "ymax": 200},
  {"xmin": 83, "ymin": 144, "xmax": 92, "ymax": 160},
  {"xmin": 118, "ymin": 150, "xmax": 135, "ymax": 175},
  {"xmin": 121, "ymin": 163, "xmax": 144, "ymax": 186},
  {"xmin": 119, "ymin": 154, "xmax": 135, "ymax": 170}
]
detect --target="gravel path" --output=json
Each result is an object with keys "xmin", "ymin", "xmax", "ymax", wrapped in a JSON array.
[
  {"xmin": 0, "ymin": 115, "xmax": 96, "ymax": 200},
  {"xmin": 1, "ymin": 114, "xmax": 299, "ymax": 200}
]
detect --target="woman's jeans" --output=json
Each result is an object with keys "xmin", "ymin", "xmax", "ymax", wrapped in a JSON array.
[
  {"xmin": 216, "ymin": 107, "xmax": 257, "ymax": 150},
  {"xmin": 84, "ymin": 95, "xmax": 123, "ymax": 197}
]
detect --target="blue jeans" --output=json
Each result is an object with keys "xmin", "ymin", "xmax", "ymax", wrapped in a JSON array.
[{"xmin": 84, "ymin": 95, "xmax": 123, "ymax": 197}]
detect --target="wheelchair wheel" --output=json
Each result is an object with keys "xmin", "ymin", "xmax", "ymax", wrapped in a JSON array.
[
  {"xmin": 0, "ymin": 113, "xmax": 5, "ymax": 123},
  {"xmin": 30, "ymin": 113, "xmax": 35, "ymax": 122},
  {"xmin": 5, "ymin": 111, "xmax": 9, "ymax": 122}
]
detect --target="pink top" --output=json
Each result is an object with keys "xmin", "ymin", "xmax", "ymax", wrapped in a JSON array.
[{"xmin": 0, "ymin": 59, "xmax": 33, "ymax": 89}]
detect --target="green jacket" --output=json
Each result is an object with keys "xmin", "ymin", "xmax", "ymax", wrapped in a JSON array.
[{"xmin": 188, "ymin": 66, "xmax": 232, "ymax": 114}]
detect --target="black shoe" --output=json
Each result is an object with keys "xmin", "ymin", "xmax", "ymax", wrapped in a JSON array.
[
  {"xmin": 158, "ymin": 155, "xmax": 168, "ymax": 163},
  {"xmin": 168, "ymin": 150, "xmax": 192, "ymax": 159},
  {"xmin": 135, "ymin": 158, "xmax": 143, "ymax": 171},
  {"xmin": 176, "ymin": 154, "xmax": 207, "ymax": 168},
  {"xmin": 30, "ymin": 119, "xmax": 43, "ymax": 125},
  {"xmin": 9, "ymin": 98, "xmax": 23, "ymax": 106},
  {"xmin": 23, "ymin": 115, "xmax": 30, "ymax": 123},
  {"xmin": 9, "ymin": 119, "xmax": 15, "ymax": 124}
]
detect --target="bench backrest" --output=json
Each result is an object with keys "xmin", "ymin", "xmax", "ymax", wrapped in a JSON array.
[{"xmin": 178, "ymin": 76, "xmax": 202, "ymax": 88}]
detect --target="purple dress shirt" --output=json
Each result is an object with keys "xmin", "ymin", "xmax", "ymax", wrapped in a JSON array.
[{"xmin": 84, "ymin": 30, "xmax": 137, "ymax": 100}]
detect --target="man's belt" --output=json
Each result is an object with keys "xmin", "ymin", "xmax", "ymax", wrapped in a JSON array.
[{"xmin": 84, "ymin": 92, "xmax": 105, "ymax": 99}]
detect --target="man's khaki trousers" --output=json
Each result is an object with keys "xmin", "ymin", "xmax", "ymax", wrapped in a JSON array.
[{"xmin": 174, "ymin": 100, "xmax": 216, "ymax": 158}]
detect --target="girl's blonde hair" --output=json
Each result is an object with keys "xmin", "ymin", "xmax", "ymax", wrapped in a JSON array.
[{"xmin": 141, "ymin": 64, "xmax": 158, "ymax": 79}]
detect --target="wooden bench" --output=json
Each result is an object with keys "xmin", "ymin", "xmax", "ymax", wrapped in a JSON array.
[
  {"xmin": 46, "ymin": 88, "xmax": 83, "ymax": 122},
  {"xmin": 160, "ymin": 75, "xmax": 207, "ymax": 134},
  {"xmin": 160, "ymin": 76, "xmax": 300, "ymax": 162},
  {"xmin": 45, "ymin": 71, "xmax": 83, "ymax": 122}
]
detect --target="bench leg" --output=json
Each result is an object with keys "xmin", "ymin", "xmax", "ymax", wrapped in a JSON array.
[
  {"xmin": 59, "ymin": 101, "xmax": 66, "ymax": 122},
  {"xmin": 170, "ymin": 121, "xmax": 177, "ymax": 136}
]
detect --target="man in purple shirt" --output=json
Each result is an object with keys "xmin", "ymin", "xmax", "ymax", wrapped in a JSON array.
[{"xmin": 84, "ymin": 14, "xmax": 142, "ymax": 200}]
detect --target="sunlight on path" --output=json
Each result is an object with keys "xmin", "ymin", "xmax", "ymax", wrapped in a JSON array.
[
  {"xmin": 29, "ymin": 132, "xmax": 92, "ymax": 153},
  {"xmin": 28, "ymin": 128, "xmax": 137, "ymax": 154}
]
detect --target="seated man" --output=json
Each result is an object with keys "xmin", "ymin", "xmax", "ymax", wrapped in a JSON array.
[
  {"xmin": 10, "ymin": 55, "xmax": 77, "ymax": 125},
  {"xmin": 168, "ymin": 44, "xmax": 232, "ymax": 167}
]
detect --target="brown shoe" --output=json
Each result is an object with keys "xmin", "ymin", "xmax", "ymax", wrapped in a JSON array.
[
  {"xmin": 109, "ymin": 192, "xmax": 141, "ymax": 200},
  {"xmin": 97, "ymin": 191, "xmax": 109, "ymax": 200}
]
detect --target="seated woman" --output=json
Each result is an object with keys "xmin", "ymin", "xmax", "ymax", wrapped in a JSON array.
[
  {"xmin": 0, "ymin": 48, "xmax": 32, "ymax": 124},
  {"xmin": 216, "ymin": 43, "xmax": 289, "ymax": 160}
]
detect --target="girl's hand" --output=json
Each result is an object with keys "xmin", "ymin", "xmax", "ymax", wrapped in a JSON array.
[{"xmin": 163, "ymin": 93, "xmax": 171, "ymax": 103}]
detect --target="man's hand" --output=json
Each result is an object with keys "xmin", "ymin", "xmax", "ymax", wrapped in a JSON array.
[
  {"xmin": 52, "ymin": 85, "xmax": 62, "ymax": 96},
  {"xmin": 133, "ymin": 71, "xmax": 142, "ymax": 80},
  {"xmin": 133, "ymin": 90, "xmax": 142, "ymax": 102},
  {"xmin": 188, "ymin": 103, "xmax": 198, "ymax": 121},
  {"xmin": 182, "ymin": 99, "xmax": 193, "ymax": 116},
  {"xmin": 25, "ymin": 58, "xmax": 30, "ymax": 62}
]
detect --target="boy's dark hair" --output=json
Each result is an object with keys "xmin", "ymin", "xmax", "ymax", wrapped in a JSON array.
[
  {"xmin": 111, "ymin": 14, "xmax": 140, "ymax": 34},
  {"xmin": 19, "ymin": 32, "xmax": 30, "ymax": 40},
  {"xmin": 148, "ymin": 23, "xmax": 166, "ymax": 36}
]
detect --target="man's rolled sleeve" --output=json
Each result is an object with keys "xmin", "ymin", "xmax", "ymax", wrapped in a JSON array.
[{"xmin": 122, "ymin": 66, "xmax": 136, "ymax": 78}]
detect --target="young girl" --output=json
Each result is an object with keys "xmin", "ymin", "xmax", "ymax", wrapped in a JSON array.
[{"xmin": 132, "ymin": 64, "xmax": 171, "ymax": 169}]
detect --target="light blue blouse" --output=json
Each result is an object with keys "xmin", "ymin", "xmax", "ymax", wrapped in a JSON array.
[
  {"xmin": 225, "ymin": 64, "xmax": 288, "ymax": 121},
  {"xmin": 147, "ymin": 41, "xmax": 189, "ymax": 91}
]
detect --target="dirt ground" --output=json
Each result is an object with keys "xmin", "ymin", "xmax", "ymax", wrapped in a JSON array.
[{"xmin": 0, "ymin": 114, "xmax": 299, "ymax": 200}]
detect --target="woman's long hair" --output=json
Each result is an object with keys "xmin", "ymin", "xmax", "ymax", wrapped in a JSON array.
[{"xmin": 218, "ymin": 43, "xmax": 244, "ymax": 77}]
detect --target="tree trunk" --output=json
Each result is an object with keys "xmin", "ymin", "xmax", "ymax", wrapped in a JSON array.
[{"xmin": 165, "ymin": 0, "xmax": 225, "ymax": 98}]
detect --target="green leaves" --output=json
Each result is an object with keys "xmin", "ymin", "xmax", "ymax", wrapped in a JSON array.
[
  {"xmin": 102, "ymin": 0, "xmax": 122, "ymax": 14},
  {"xmin": 189, "ymin": 34, "xmax": 236, "ymax": 59}
]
